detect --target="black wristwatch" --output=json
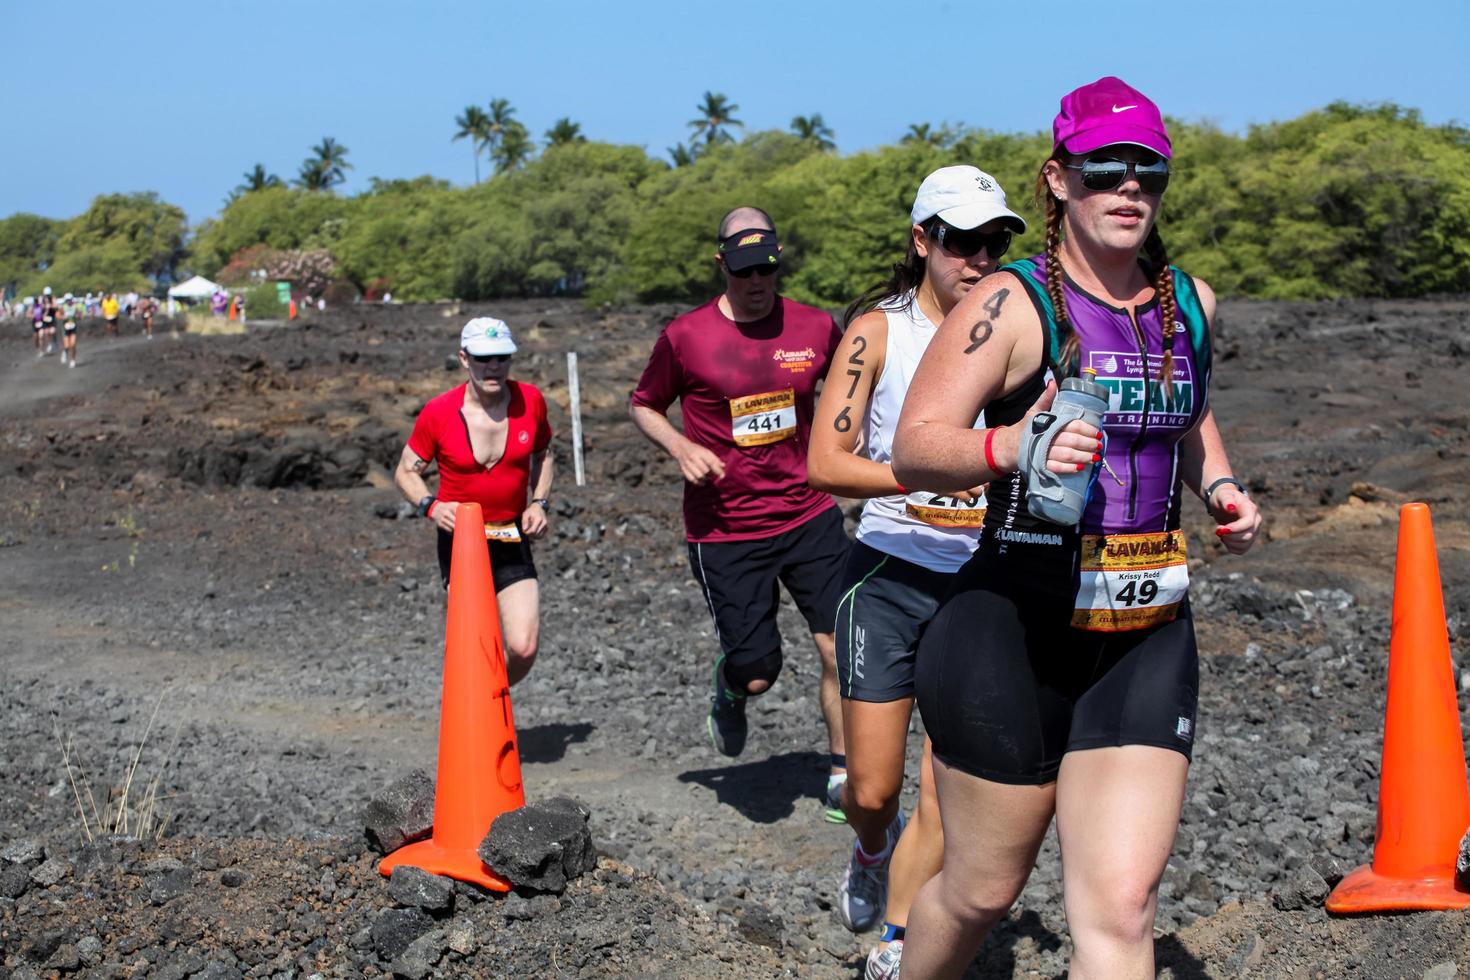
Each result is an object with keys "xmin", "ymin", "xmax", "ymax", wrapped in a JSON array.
[
  {"xmin": 531, "ymin": 497, "xmax": 551, "ymax": 509},
  {"xmin": 1203, "ymin": 477, "xmax": 1247, "ymax": 506},
  {"xmin": 416, "ymin": 495, "xmax": 436, "ymax": 517}
]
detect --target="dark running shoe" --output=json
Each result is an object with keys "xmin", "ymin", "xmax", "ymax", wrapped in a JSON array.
[{"xmin": 707, "ymin": 665, "xmax": 747, "ymax": 757}]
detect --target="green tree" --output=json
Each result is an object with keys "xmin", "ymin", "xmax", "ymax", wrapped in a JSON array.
[
  {"xmin": 295, "ymin": 137, "xmax": 352, "ymax": 191},
  {"xmin": 453, "ymin": 105, "xmax": 492, "ymax": 183},
  {"xmin": 0, "ymin": 214, "xmax": 62, "ymax": 293},
  {"xmin": 667, "ymin": 142, "xmax": 698, "ymax": 168},
  {"xmin": 545, "ymin": 117, "xmax": 586, "ymax": 148},
  {"xmin": 236, "ymin": 164, "xmax": 283, "ymax": 195},
  {"xmin": 901, "ymin": 122, "xmax": 953, "ymax": 147},
  {"xmin": 484, "ymin": 98, "xmax": 518, "ymax": 161},
  {"xmin": 790, "ymin": 113, "xmax": 836, "ymax": 151},
  {"xmin": 688, "ymin": 91, "xmax": 742, "ymax": 146},
  {"xmin": 190, "ymin": 186, "xmax": 351, "ymax": 277},
  {"xmin": 492, "ymin": 121, "xmax": 534, "ymax": 173}
]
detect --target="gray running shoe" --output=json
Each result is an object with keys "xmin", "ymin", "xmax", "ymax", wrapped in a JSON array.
[
  {"xmin": 838, "ymin": 811, "xmax": 905, "ymax": 932},
  {"xmin": 824, "ymin": 773, "xmax": 848, "ymax": 824},
  {"xmin": 865, "ymin": 939, "xmax": 903, "ymax": 980},
  {"xmin": 707, "ymin": 667, "xmax": 747, "ymax": 757}
]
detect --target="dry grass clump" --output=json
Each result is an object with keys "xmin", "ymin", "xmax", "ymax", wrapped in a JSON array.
[{"xmin": 55, "ymin": 689, "xmax": 182, "ymax": 843}]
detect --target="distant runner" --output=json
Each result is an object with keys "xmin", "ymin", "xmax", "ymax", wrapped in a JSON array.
[
  {"xmin": 394, "ymin": 317, "xmax": 553, "ymax": 686},
  {"xmin": 32, "ymin": 290, "xmax": 47, "ymax": 356},
  {"xmin": 629, "ymin": 206, "xmax": 851, "ymax": 819},
  {"xmin": 39, "ymin": 287, "xmax": 58, "ymax": 356},
  {"xmin": 139, "ymin": 295, "xmax": 155, "ymax": 339},
  {"xmin": 807, "ymin": 166, "xmax": 1027, "ymax": 978},
  {"xmin": 101, "ymin": 292, "xmax": 120, "ymax": 338},
  {"xmin": 61, "ymin": 295, "xmax": 80, "ymax": 367}
]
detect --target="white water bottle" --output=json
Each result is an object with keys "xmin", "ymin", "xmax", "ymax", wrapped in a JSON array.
[{"xmin": 1020, "ymin": 368, "xmax": 1110, "ymax": 526}]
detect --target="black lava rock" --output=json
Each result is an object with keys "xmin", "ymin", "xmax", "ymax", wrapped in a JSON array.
[
  {"xmin": 371, "ymin": 906, "xmax": 434, "ymax": 961},
  {"xmin": 479, "ymin": 797, "xmax": 595, "ymax": 894},
  {"xmin": 362, "ymin": 769, "xmax": 435, "ymax": 855},
  {"xmin": 388, "ymin": 865, "xmax": 455, "ymax": 916}
]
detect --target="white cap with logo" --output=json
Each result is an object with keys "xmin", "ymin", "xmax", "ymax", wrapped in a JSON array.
[
  {"xmin": 910, "ymin": 166, "xmax": 1027, "ymax": 233},
  {"xmin": 460, "ymin": 317, "xmax": 517, "ymax": 356}
]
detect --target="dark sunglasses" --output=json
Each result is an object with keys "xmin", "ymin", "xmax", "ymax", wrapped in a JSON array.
[
  {"xmin": 929, "ymin": 222, "xmax": 1012, "ymax": 260},
  {"xmin": 468, "ymin": 353, "xmax": 511, "ymax": 364},
  {"xmin": 1065, "ymin": 154, "xmax": 1171, "ymax": 194},
  {"xmin": 727, "ymin": 262, "xmax": 780, "ymax": 279}
]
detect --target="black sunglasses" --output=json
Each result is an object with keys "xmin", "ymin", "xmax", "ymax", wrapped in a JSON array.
[
  {"xmin": 929, "ymin": 222, "xmax": 1012, "ymax": 260},
  {"xmin": 727, "ymin": 262, "xmax": 780, "ymax": 279},
  {"xmin": 1065, "ymin": 154, "xmax": 1171, "ymax": 195},
  {"xmin": 468, "ymin": 353, "xmax": 511, "ymax": 364}
]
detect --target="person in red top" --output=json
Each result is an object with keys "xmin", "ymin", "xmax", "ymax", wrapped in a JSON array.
[
  {"xmin": 395, "ymin": 317, "xmax": 554, "ymax": 686},
  {"xmin": 630, "ymin": 206, "xmax": 852, "ymax": 818}
]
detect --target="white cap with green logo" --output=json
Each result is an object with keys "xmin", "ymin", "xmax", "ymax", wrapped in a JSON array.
[{"xmin": 460, "ymin": 317, "xmax": 517, "ymax": 356}]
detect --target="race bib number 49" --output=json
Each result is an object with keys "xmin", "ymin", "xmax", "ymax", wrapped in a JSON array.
[
  {"xmin": 730, "ymin": 389, "xmax": 796, "ymax": 447},
  {"xmin": 1072, "ymin": 530, "xmax": 1188, "ymax": 631},
  {"xmin": 905, "ymin": 492, "xmax": 985, "ymax": 528}
]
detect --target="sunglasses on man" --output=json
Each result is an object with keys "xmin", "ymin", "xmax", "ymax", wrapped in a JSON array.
[
  {"xmin": 724, "ymin": 260, "xmax": 780, "ymax": 279},
  {"xmin": 929, "ymin": 222, "xmax": 1012, "ymax": 260},
  {"xmin": 1065, "ymin": 153, "xmax": 1171, "ymax": 195},
  {"xmin": 468, "ymin": 353, "xmax": 511, "ymax": 364}
]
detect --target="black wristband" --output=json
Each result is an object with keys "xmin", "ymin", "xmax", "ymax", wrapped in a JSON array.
[
  {"xmin": 1204, "ymin": 477, "xmax": 1246, "ymax": 506},
  {"xmin": 531, "ymin": 497, "xmax": 550, "ymax": 509},
  {"xmin": 416, "ymin": 494, "xmax": 436, "ymax": 517}
]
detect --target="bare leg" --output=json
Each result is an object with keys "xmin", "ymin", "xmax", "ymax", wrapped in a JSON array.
[
  {"xmin": 495, "ymin": 578, "xmax": 540, "ymax": 687},
  {"xmin": 880, "ymin": 737, "xmax": 943, "ymax": 942},
  {"xmin": 812, "ymin": 631, "xmax": 845, "ymax": 764},
  {"xmin": 1055, "ymin": 746, "xmax": 1188, "ymax": 980},
  {"xmin": 900, "ymin": 757, "xmax": 1055, "ymax": 980},
  {"xmin": 841, "ymin": 697, "xmax": 911, "ymax": 853}
]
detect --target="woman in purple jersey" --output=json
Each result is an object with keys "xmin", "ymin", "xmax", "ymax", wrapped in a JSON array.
[{"xmin": 891, "ymin": 78, "xmax": 1262, "ymax": 978}]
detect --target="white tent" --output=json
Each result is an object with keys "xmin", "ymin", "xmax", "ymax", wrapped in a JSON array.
[{"xmin": 167, "ymin": 275, "xmax": 224, "ymax": 300}]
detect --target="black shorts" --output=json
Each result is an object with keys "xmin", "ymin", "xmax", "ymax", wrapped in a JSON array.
[
  {"xmin": 835, "ymin": 541, "xmax": 953, "ymax": 703},
  {"xmin": 916, "ymin": 540, "xmax": 1198, "ymax": 785},
  {"xmin": 436, "ymin": 525, "xmax": 537, "ymax": 593},
  {"xmin": 686, "ymin": 506, "xmax": 849, "ymax": 673},
  {"xmin": 64, "ymin": 323, "xmax": 76, "ymax": 334}
]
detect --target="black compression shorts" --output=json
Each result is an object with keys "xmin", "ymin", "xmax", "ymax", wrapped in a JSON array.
[
  {"xmin": 915, "ymin": 540, "xmax": 1198, "ymax": 785},
  {"xmin": 686, "ymin": 506, "xmax": 849, "ymax": 674},
  {"xmin": 835, "ymin": 540, "xmax": 953, "ymax": 702},
  {"xmin": 436, "ymin": 524, "xmax": 537, "ymax": 593}
]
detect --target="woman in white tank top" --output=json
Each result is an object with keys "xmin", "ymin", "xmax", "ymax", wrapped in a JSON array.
[{"xmin": 807, "ymin": 166, "xmax": 1028, "ymax": 978}]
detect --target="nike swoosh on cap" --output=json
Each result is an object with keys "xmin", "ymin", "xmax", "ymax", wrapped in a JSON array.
[{"xmin": 1112, "ymin": 104, "xmax": 1138, "ymax": 113}]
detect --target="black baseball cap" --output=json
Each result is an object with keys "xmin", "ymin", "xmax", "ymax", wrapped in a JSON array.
[{"xmin": 718, "ymin": 227, "xmax": 780, "ymax": 273}]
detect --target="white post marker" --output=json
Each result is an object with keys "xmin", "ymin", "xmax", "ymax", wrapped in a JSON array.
[{"xmin": 567, "ymin": 351, "xmax": 586, "ymax": 487}]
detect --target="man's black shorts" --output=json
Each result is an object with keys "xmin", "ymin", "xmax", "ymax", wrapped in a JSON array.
[
  {"xmin": 686, "ymin": 506, "xmax": 850, "ymax": 670},
  {"xmin": 437, "ymin": 524, "xmax": 537, "ymax": 593}
]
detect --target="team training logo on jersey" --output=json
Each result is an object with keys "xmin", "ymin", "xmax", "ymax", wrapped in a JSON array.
[
  {"xmin": 1086, "ymin": 349, "xmax": 1194, "ymax": 429},
  {"xmin": 772, "ymin": 346, "xmax": 817, "ymax": 373}
]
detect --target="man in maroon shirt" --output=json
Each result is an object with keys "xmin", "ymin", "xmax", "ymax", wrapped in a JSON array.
[{"xmin": 630, "ymin": 206, "xmax": 851, "ymax": 820}]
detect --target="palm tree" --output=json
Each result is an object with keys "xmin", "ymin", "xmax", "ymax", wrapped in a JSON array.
[
  {"xmin": 235, "ymin": 164, "xmax": 283, "ymax": 196},
  {"xmin": 492, "ymin": 121, "xmax": 534, "ymax": 173},
  {"xmin": 688, "ymin": 91, "xmax": 742, "ymax": 146},
  {"xmin": 790, "ymin": 114, "xmax": 836, "ymax": 151},
  {"xmin": 453, "ymin": 105, "xmax": 492, "ymax": 182},
  {"xmin": 667, "ymin": 142, "xmax": 698, "ymax": 168},
  {"xmin": 544, "ymin": 117, "xmax": 585, "ymax": 148},
  {"xmin": 901, "ymin": 122, "xmax": 953, "ymax": 148},
  {"xmin": 484, "ymin": 98, "xmax": 517, "ymax": 160},
  {"xmin": 295, "ymin": 137, "xmax": 352, "ymax": 191}
]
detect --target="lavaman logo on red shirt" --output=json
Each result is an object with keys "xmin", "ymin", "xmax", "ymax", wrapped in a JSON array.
[{"xmin": 773, "ymin": 347, "xmax": 816, "ymax": 373}]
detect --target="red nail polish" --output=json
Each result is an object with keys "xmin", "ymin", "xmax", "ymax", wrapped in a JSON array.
[
  {"xmin": 1227, "ymin": 504, "xmax": 1238, "ymax": 514},
  {"xmin": 1076, "ymin": 463, "xmax": 1085, "ymax": 471},
  {"xmin": 1092, "ymin": 453, "xmax": 1101, "ymax": 462},
  {"xmin": 1216, "ymin": 527, "xmax": 1229, "ymax": 536}
]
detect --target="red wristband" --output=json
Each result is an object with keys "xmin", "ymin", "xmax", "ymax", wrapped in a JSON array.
[
  {"xmin": 893, "ymin": 481, "xmax": 907, "ymax": 495},
  {"xmin": 426, "ymin": 500, "xmax": 437, "ymax": 518},
  {"xmin": 983, "ymin": 427, "xmax": 1002, "ymax": 474}
]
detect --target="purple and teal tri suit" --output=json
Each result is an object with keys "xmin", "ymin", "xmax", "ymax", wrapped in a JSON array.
[{"xmin": 915, "ymin": 254, "xmax": 1215, "ymax": 785}]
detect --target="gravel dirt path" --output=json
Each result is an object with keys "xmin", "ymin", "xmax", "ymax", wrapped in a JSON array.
[{"xmin": 2, "ymin": 297, "xmax": 1468, "ymax": 978}]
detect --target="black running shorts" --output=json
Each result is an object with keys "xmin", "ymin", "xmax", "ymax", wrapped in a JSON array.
[
  {"xmin": 686, "ymin": 506, "xmax": 850, "ymax": 671},
  {"xmin": 437, "ymin": 525, "xmax": 537, "ymax": 593},
  {"xmin": 916, "ymin": 540, "xmax": 1198, "ymax": 785},
  {"xmin": 835, "ymin": 540, "xmax": 954, "ymax": 703}
]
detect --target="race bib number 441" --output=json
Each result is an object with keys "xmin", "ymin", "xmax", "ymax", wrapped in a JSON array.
[
  {"xmin": 730, "ymin": 389, "xmax": 796, "ymax": 447},
  {"xmin": 1072, "ymin": 530, "xmax": 1188, "ymax": 631}
]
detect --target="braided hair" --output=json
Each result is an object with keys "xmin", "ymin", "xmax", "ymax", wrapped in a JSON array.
[{"xmin": 1034, "ymin": 155, "xmax": 1179, "ymax": 405}]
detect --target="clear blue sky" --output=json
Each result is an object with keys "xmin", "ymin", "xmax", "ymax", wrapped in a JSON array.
[{"xmin": 6, "ymin": 0, "xmax": 1467, "ymax": 225}]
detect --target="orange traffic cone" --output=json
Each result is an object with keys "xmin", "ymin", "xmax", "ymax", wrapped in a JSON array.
[
  {"xmin": 288, "ymin": 299, "xmax": 297, "ymax": 320},
  {"xmin": 1326, "ymin": 502, "xmax": 1470, "ymax": 912},
  {"xmin": 379, "ymin": 503, "xmax": 525, "ymax": 890}
]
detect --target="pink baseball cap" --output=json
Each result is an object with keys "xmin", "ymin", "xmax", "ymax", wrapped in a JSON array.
[{"xmin": 1052, "ymin": 76, "xmax": 1172, "ymax": 159}]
